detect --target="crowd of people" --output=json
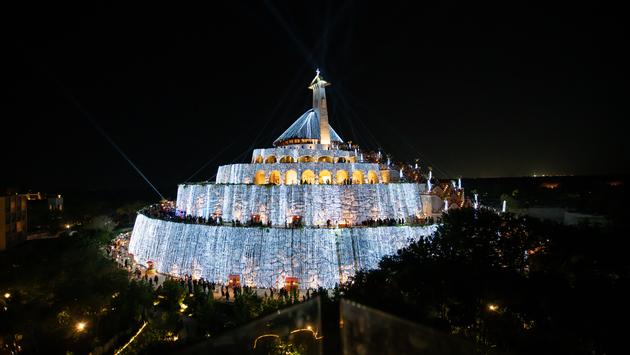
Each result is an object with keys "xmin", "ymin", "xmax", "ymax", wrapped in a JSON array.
[
  {"xmin": 140, "ymin": 205, "xmax": 225, "ymax": 226},
  {"xmin": 107, "ymin": 233, "xmax": 326, "ymax": 305},
  {"xmin": 139, "ymin": 204, "xmax": 439, "ymax": 230},
  {"xmin": 359, "ymin": 217, "xmax": 406, "ymax": 227}
]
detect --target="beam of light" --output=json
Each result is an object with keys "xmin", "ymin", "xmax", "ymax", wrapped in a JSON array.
[
  {"xmin": 444, "ymin": 200, "xmax": 449, "ymax": 211},
  {"xmin": 114, "ymin": 321, "xmax": 148, "ymax": 355},
  {"xmin": 458, "ymin": 178, "xmax": 462, "ymax": 190},
  {"xmin": 57, "ymin": 84, "xmax": 165, "ymax": 200},
  {"xmin": 502, "ymin": 200, "xmax": 507, "ymax": 213},
  {"xmin": 184, "ymin": 139, "xmax": 239, "ymax": 182},
  {"xmin": 263, "ymin": 0, "xmax": 317, "ymax": 69}
]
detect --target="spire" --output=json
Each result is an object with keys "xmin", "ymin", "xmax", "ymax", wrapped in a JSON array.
[{"xmin": 309, "ymin": 68, "xmax": 331, "ymax": 146}]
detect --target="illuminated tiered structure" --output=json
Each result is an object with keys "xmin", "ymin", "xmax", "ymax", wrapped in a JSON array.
[{"xmin": 129, "ymin": 71, "xmax": 445, "ymax": 288}]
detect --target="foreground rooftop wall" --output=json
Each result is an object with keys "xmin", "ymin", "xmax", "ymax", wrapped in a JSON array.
[{"xmin": 129, "ymin": 214, "xmax": 437, "ymax": 289}]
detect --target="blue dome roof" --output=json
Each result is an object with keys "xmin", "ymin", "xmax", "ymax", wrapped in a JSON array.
[{"xmin": 274, "ymin": 109, "xmax": 343, "ymax": 146}]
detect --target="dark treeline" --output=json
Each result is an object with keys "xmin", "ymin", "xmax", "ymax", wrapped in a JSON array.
[{"xmin": 342, "ymin": 208, "xmax": 629, "ymax": 354}]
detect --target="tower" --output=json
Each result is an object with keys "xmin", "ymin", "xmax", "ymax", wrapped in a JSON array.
[{"xmin": 309, "ymin": 69, "xmax": 331, "ymax": 146}]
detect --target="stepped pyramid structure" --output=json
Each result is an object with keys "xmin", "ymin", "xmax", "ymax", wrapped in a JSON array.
[{"xmin": 129, "ymin": 71, "xmax": 443, "ymax": 288}]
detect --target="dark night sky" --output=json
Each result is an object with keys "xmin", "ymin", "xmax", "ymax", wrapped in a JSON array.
[{"xmin": 5, "ymin": 1, "xmax": 628, "ymax": 197}]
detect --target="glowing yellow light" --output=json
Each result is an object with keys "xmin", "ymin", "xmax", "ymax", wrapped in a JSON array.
[
  {"xmin": 488, "ymin": 304, "xmax": 499, "ymax": 312},
  {"xmin": 3, "ymin": 293, "xmax": 10, "ymax": 299},
  {"xmin": 76, "ymin": 322, "xmax": 87, "ymax": 332},
  {"xmin": 114, "ymin": 321, "xmax": 148, "ymax": 355},
  {"xmin": 65, "ymin": 224, "xmax": 70, "ymax": 229},
  {"xmin": 289, "ymin": 327, "xmax": 324, "ymax": 340},
  {"xmin": 153, "ymin": 301, "xmax": 160, "ymax": 306},
  {"xmin": 253, "ymin": 334, "xmax": 280, "ymax": 349}
]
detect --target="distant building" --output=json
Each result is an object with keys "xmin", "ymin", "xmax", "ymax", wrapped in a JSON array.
[
  {"xmin": 26, "ymin": 193, "xmax": 64, "ymax": 234},
  {"xmin": 48, "ymin": 194, "xmax": 63, "ymax": 212},
  {"xmin": 0, "ymin": 194, "xmax": 28, "ymax": 250},
  {"xmin": 524, "ymin": 207, "xmax": 610, "ymax": 227}
]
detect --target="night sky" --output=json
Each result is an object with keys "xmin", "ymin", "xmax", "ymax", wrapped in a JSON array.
[{"xmin": 5, "ymin": 2, "xmax": 627, "ymax": 197}]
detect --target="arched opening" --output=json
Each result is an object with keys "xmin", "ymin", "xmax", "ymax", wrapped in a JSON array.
[
  {"xmin": 352, "ymin": 170, "xmax": 364, "ymax": 184},
  {"xmin": 367, "ymin": 171, "xmax": 379, "ymax": 184},
  {"xmin": 254, "ymin": 155, "xmax": 263, "ymax": 164},
  {"xmin": 254, "ymin": 170, "xmax": 266, "ymax": 185},
  {"xmin": 319, "ymin": 170, "xmax": 332, "ymax": 184},
  {"xmin": 265, "ymin": 156, "xmax": 277, "ymax": 164},
  {"xmin": 336, "ymin": 157, "xmax": 347, "ymax": 163},
  {"xmin": 380, "ymin": 170, "xmax": 391, "ymax": 183},
  {"xmin": 280, "ymin": 156, "xmax": 294, "ymax": 163},
  {"xmin": 269, "ymin": 170, "xmax": 281, "ymax": 185},
  {"xmin": 285, "ymin": 170, "xmax": 298, "ymax": 185},
  {"xmin": 318, "ymin": 156, "xmax": 334, "ymax": 163},
  {"xmin": 301, "ymin": 170, "xmax": 316, "ymax": 184},
  {"xmin": 298, "ymin": 156, "xmax": 314, "ymax": 163},
  {"xmin": 336, "ymin": 170, "xmax": 349, "ymax": 184}
]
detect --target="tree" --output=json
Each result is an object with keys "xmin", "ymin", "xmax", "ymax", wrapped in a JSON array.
[
  {"xmin": 342, "ymin": 208, "xmax": 630, "ymax": 354},
  {"xmin": 86, "ymin": 215, "xmax": 116, "ymax": 232}
]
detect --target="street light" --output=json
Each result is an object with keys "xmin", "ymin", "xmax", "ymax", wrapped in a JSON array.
[
  {"xmin": 488, "ymin": 304, "xmax": 498, "ymax": 312},
  {"xmin": 76, "ymin": 322, "xmax": 87, "ymax": 332},
  {"xmin": 3, "ymin": 293, "xmax": 10, "ymax": 299}
]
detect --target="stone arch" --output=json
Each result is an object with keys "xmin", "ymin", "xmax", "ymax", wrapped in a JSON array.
[
  {"xmin": 254, "ymin": 170, "xmax": 266, "ymax": 185},
  {"xmin": 318, "ymin": 156, "xmax": 334, "ymax": 163},
  {"xmin": 336, "ymin": 157, "xmax": 347, "ymax": 163},
  {"xmin": 269, "ymin": 170, "xmax": 281, "ymax": 185},
  {"xmin": 352, "ymin": 170, "xmax": 364, "ymax": 184},
  {"xmin": 298, "ymin": 156, "xmax": 314, "ymax": 163},
  {"xmin": 367, "ymin": 170, "xmax": 379, "ymax": 184},
  {"xmin": 265, "ymin": 155, "xmax": 277, "ymax": 164},
  {"xmin": 319, "ymin": 170, "xmax": 332, "ymax": 184},
  {"xmin": 254, "ymin": 155, "xmax": 263, "ymax": 164},
  {"xmin": 285, "ymin": 170, "xmax": 298, "ymax": 185},
  {"xmin": 336, "ymin": 170, "xmax": 349, "ymax": 184},
  {"xmin": 279, "ymin": 156, "xmax": 294, "ymax": 163},
  {"xmin": 301, "ymin": 170, "xmax": 316, "ymax": 184},
  {"xmin": 380, "ymin": 170, "xmax": 391, "ymax": 183}
]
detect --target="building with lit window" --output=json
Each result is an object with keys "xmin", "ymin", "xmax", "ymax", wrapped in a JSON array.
[
  {"xmin": 0, "ymin": 193, "xmax": 28, "ymax": 251},
  {"xmin": 129, "ymin": 71, "xmax": 451, "ymax": 288}
]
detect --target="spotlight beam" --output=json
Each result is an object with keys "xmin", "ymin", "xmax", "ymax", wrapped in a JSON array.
[{"xmin": 54, "ymin": 80, "xmax": 166, "ymax": 200}]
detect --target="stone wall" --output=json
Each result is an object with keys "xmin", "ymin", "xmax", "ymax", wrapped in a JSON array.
[
  {"xmin": 129, "ymin": 214, "xmax": 437, "ymax": 288},
  {"xmin": 176, "ymin": 183, "xmax": 429, "ymax": 226}
]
